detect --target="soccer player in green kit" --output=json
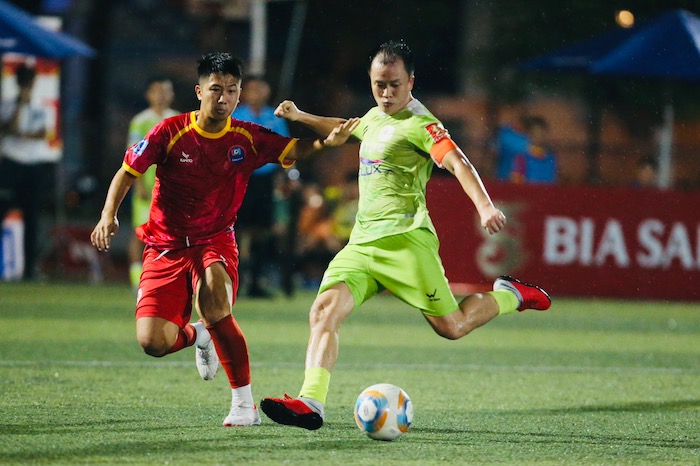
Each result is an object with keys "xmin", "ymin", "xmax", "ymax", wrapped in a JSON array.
[
  {"xmin": 261, "ymin": 40, "xmax": 551, "ymax": 430},
  {"xmin": 126, "ymin": 77, "xmax": 178, "ymax": 292}
]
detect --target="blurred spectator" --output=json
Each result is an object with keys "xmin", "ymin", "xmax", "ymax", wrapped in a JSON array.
[
  {"xmin": 234, "ymin": 76, "xmax": 290, "ymax": 136},
  {"xmin": 497, "ymin": 115, "xmax": 557, "ymax": 184},
  {"xmin": 329, "ymin": 172, "xmax": 359, "ymax": 244},
  {"xmin": 296, "ymin": 183, "xmax": 343, "ymax": 289},
  {"xmin": 494, "ymin": 116, "xmax": 529, "ymax": 181},
  {"xmin": 272, "ymin": 168, "xmax": 303, "ymax": 297},
  {"xmin": 292, "ymin": 172, "xmax": 359, "ymax": 289},
  {"xmin": 126, "ymin": 77, "xmax": 178, "ymax": 291},
  {"xmin": 0, "ymin": 63, "xmax": 55, "ymax": 281},
  {"xmin": 632, "ymin": 156, "xmax": 658, "ymax": 189},
  {"xmin": 233, "ymin": 75, "xmax": 290, "ymax": 297}
]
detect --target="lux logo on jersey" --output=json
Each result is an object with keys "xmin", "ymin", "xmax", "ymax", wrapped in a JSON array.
[{"xmin": 359, "ymin": 156, "xmax": 391, "ymax": 177}]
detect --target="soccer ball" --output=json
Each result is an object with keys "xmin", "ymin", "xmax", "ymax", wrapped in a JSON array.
[{"xmin": 353, "ymin": 383, "xmax": 413, "ymax": 441}]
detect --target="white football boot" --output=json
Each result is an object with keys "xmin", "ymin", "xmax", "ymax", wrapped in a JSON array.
[
  {"xmin": 195, "ymin": 338, "xmax": 219, "ymax": 381},
  {"xmin": 223, "ymin": 403, "xmax": 262, "ymax": 427}
]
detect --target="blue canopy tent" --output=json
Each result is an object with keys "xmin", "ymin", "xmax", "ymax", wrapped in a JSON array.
[
  {"xmin": 0, "ymin": 0, "xmax": 95, "ymax": 236},
  {"xmin": 0, "ymin": 0, "xmax": 95, "ymax": 58},
  {"xmin": 520, "ymin": 9, "xmax": 700, "ymax": 188}
]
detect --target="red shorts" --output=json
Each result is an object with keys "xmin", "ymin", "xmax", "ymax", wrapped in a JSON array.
[{"xmin": 135, "ymin": 242, "xmax": 240, "ymax": 328}]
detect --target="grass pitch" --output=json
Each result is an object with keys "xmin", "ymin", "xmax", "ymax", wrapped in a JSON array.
[{"xmin": 0, "ymin": 282, "xmax": 698, "ymax": 465}]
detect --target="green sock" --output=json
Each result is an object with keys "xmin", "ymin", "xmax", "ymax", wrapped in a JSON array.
[
  {"xmin": 299, "ymin": 367, "xmax": 331, "ymax": 405},
  {"xmin": 488, "ymin": 290, "xmax": 519, "ymax": 315}
]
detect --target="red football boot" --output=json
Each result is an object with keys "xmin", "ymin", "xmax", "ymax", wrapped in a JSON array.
[
  {"xmin": 493, "ymin": 275, "xmax": 551, "ymax": 311},
  {"xmin": 260, "ymin": 395, "xmax": 324, "ymax": 430}
]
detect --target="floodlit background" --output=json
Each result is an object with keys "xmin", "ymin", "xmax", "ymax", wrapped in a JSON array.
[
  {"xmin": 2, "ymin": 0, "xmax": 700, "ymax": 298},
  {"xmin": 1, "ymin": 3, "xmax": 699, "ymax": 464}
]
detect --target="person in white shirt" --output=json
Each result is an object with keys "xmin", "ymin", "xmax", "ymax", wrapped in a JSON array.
[{"xmin": 0, "ymin": 63, "xmax": 54, "ymax": 281}]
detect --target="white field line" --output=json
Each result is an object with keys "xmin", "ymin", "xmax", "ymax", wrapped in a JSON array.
[{"xmin": 0, "ymin": 360, "xmax": 696, "ymax": 374}]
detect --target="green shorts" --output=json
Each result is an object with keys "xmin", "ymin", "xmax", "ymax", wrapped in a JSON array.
[{"xmin": 318, "ymin": 228, "xmax": 459, "ymax": 316}]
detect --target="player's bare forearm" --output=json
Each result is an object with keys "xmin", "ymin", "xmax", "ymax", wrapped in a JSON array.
[
  {"xmin": 297, "ymin": 113, "xmax": 347, "ymax": 137},
  {"xmin": 275, "ymin": 100, "xmax": 347, "ymax": 137},
  {"xmin": 102, "ymin": 168, "xmax": 136, "ymax": 217},
  {"xmin": 443, "ymin": 150, "xmax": 506, "ymax": 234},
  {"xmin": 91, "ymin": 168, "xmax": 136, "ymax": 251},
  {"xmin": 286, "ymin": 118, "xmax": 360, "ymax": 161}
]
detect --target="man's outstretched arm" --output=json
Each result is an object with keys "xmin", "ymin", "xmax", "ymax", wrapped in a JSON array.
[
  {"xmin": 275, "ymin": 100, "xmax": 348, "ymax": 137},
  {"xmin": 285, "ymin": 118, "xmax": 360, "ymax": 162}
]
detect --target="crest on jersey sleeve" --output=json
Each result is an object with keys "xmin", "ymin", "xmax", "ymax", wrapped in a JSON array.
[
  {"xmin": 133, "ymin": 138, "xmax": 149, "ymax": 156},
  {"xmin": 424, "ymin": 123, "xmax": 449, "ymax": 143},
  {"xmin": 228, "ymin": 145, "xmax": 245, "ymax": 163}
]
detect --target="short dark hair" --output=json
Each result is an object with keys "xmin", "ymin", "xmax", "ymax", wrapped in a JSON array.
[
  {"xmin": 15, "ymin": 63, "xmax": 36, "ymax": 87},
  {"xmin": 197, "ymin": 52, "xmax": 243, "ymax": 79},
  {"xmin": 368, "ymin": 40, "xmax": 415, "ymax": 76}
]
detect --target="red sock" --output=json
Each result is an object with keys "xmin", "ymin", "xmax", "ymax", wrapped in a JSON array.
[
  {"xmin": 166, "ymin": 323, "xmax": 197, "ymax": 354},
  {"xmin": 208, "ymin": 315, "xmax": 250, "ymax": 388}
]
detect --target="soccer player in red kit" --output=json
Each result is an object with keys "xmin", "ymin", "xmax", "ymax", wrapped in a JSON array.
[{"xmin": 91, "ymin": 52, "xmax": 359, "ymax": 426}]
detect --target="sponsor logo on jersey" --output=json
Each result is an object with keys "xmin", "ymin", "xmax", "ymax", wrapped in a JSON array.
[
  {"xmin": 361, "ymin": 141, "xmax": 387, "ymax": 155},
  {"xmin": 425, "ymin": 288, "xmax": 440, "ymax": 302},
  {"xmin": 425, "ymin": 123, "xmax": 448, "ymax": 143},
  {"xmin": 360, "ymin": 156, "xmax": 384, "ymax": 165},
  {"xmin": 359, "ymin": 156, "xmax": 392, "ymax": 177},
  {"xmin": 133, "ymin": 139, "xmax": 148, "ymax": 156},
  {"xmin": 229, "ymin": 146, "xmax": 245, "ymax": 163},
  {"xmin": 179, "ymin": 151, "xmax": 193, "ymax": 163},
  {"xmin": 378, "ymin": 125, "xmax": 395, "ymax": 142}
]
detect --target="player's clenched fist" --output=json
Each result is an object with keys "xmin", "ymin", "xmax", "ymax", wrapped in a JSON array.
[{"xmin": 274, "ymin": 100, "xmax": 300, "ymax": 121}]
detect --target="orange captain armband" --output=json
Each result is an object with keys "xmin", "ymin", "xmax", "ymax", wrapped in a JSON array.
[{"xmin": 430, "ymin": 137, "xmax": 458, "ymax": 167}]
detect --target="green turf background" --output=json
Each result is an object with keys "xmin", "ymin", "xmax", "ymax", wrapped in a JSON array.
[{"xmin": 1, "ymin": 283, "xmax": 698, "ymax": 465}]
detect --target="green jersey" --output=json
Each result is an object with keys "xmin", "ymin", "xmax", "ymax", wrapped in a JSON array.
[
  {"xmin": 128, "ymin": 107, "xmax": 178, "ymax": 225},
  {"xmin": 348, "ymin": 99, "xmax": 447, "ymax": 244},
  {"xmin": 127, "ymin": 108, "xmax": 179, "ymax": 192}
]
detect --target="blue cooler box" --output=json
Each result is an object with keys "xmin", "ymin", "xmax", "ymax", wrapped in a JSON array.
[{"xmin": 1, "ymin": 211, "xmax": 24, "ymax": 281}]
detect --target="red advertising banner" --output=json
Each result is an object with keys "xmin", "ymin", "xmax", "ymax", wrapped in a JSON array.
[{"xmin": 427, "ymin": 178, "xmax": 700, "ymax": 300}]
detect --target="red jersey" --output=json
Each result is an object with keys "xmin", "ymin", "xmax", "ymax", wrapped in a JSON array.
[{"xmin": 123, "ymin": 111, "xmax": 297, "ymax": 249}]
